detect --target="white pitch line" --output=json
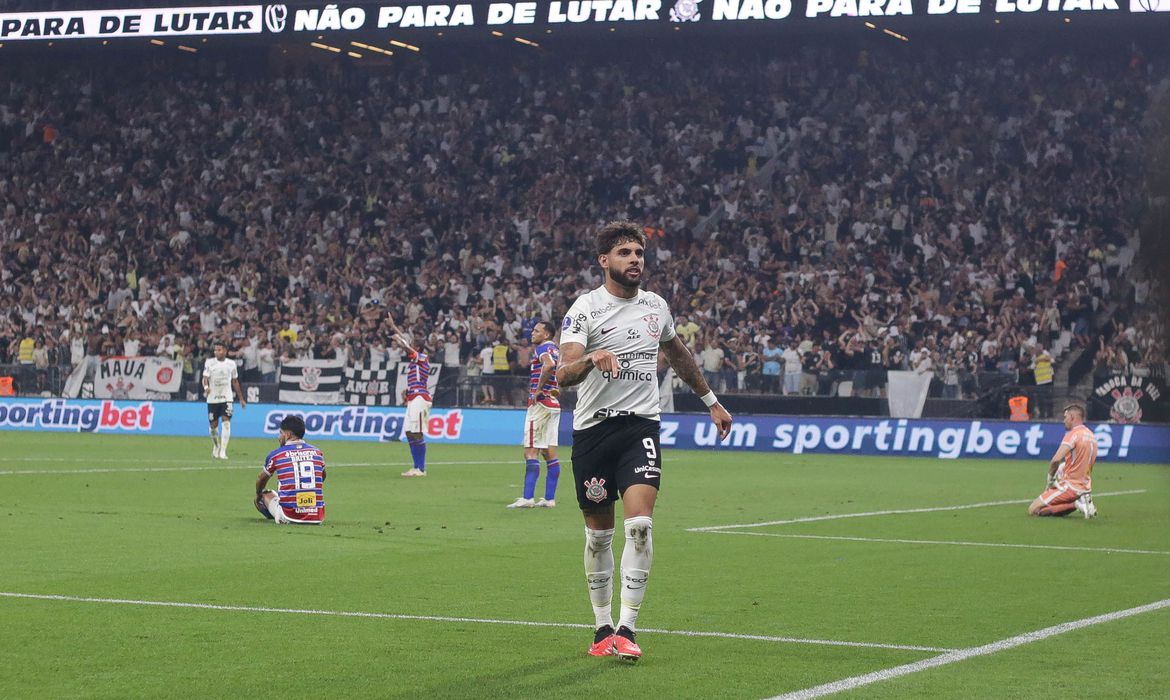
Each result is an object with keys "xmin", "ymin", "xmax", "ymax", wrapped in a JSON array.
[
  {"xmin": 0, "ymin": 460, "xmax": 512, "ymax": 476},
  {"xmin": 710, "ymin": 531, "xmax": 1170, "ymax": 557},
  {"xmin": 767, "ymin": 596, "xmax": 1170, "ymax": 700},
  {"xmin": 686, "ymin": 490, "xmax": 1148, "ymax": 532},
  {"xmin": 0, "ymin": 592, "xmax": 954, "ymax": 653}
]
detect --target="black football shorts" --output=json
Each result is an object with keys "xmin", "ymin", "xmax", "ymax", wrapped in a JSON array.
[{"xmin": 571, "ymin": 415, "xmax": 662, "ymax": 510}]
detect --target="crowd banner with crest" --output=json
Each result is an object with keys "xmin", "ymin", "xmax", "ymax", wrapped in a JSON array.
[
  {"xmin": 278, "ymin": 359, "xmax": 344, "ymax": 404},
  {"xmin": 93, "ymin": 356, "xmax": 182, "ymax": 399},
  {"xmin": 1089, "ymin": 373, "xmax": 1166, "ymax": 424}
]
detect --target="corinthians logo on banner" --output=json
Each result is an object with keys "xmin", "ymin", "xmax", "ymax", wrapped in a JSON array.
[
  {"xmin": 1092, "ymin": 374, "xmax": 1164, "ymax": 424},
  {"xmin": 264, "ymin": 4, "xmax": 287, "ymax": 31}
]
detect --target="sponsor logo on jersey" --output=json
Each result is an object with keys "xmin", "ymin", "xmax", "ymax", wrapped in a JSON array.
[
  {"xmin": 634, "ymin": 465, "xmax": 661, "ymax": 479},
  {"xmin": 600, "ymin": 367, "xmax": 655, "ymax": 382},
  {"xmin": 598, "ymin": 352, "xmax": 657, "ymax": 383},
  {"xmin": 590, "ymin": 303, "xmax": 616, "ymax": 318},
  {"xmin": 619, "ymin": 352, "xmax": 657, "ymax": 361}
]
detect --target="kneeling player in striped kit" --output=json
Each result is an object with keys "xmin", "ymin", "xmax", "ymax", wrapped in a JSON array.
[{"xmin": 255, "ymin": 415, "xmax": 326, "ymax": 525}]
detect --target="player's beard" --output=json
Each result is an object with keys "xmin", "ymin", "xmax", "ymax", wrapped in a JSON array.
[{"xmin": 608, "ymin": 266, "xmax": 642, "ymax": 290}]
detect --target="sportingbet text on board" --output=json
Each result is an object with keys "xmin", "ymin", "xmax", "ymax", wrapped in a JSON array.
[
  {"xmin": 2, "ymin": 398, "xmax": 1167, "ymax": 463},
  {"xmin": 650, "ymin": 414, "xmax": 1170, "ymax": 463}
]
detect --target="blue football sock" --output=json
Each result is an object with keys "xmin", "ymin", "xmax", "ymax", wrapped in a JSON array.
[
  {"xmin": 545, "ymin": 459, "xmax": 560, "ymax": 501},
  {"xmin": 408, "ymin": 437, "xmax": 426, "ymax": 471},
  {"xmin": 523, "ymin": 459, "xmax": 540, "ymax": 499}
]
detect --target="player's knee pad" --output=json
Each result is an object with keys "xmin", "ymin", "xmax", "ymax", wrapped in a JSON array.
[
  {"xmin": 623, "ymin": 516, "xmax": 653, "ymax": 553},
  {"xmin": 585, "ymin": 527, "xmax": 615, "ymax": 555}
]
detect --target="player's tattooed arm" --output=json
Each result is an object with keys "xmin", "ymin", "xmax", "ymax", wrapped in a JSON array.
[
  {"xmin": 659, "ymin": 335, "xmax": 711, "ymax": 396},
  {"xmin": 662, "ymin": 335, "xmax": 733, "ymax": 440},
  {"xmin": 557, "ymin": 342, "xmax": 618, "ymax": 388}
]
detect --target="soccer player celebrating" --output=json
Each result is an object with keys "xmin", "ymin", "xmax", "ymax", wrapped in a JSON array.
[
  {"xmin": 557, "ymin": 221, "xmax": 733, "ymax": 661},
  {"xmin": 1028, "ymin": 403, "xmax": 1098, "ymax": 518},
  {"xmin": 254, "ymin": 415, "xmax": 326, "ymax": 525},
  {"xmin": 203, "ymin": 339, "xmax": 246, "ymax": 460},
  {"xmin": 390, "ymin": 319, "xmax": 432, "ymax": 477},
  {"xmin": 508, "ymin": 320, "xmax": 562, "ymax": 509}
]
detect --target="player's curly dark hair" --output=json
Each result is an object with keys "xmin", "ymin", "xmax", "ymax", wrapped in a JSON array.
[
  {"xmin": 280, "ymin": 415, "xmax": 307, "ymax": 438},
  {"xmin": 596, "ymin": 220, "xmax": 647, "ymax": 256}
]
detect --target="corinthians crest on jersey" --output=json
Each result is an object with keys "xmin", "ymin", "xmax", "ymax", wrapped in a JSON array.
[{"xmin": 642, "ymin": 314, "xmax": 661, "ymax": 339}]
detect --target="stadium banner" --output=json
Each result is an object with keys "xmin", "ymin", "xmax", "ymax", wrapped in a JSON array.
[
  {"xmin": 392, "ymin": 363, "xmax": 442, "ymax": 406},
  {"xmin": 278, "ymin": 359, "xmax": 344, "ymax": 404},
  {"xmin": 94, "ymin": 356, "xmax": 182, "ymax": 399},
  {"xmin": 1, "ymin": 397, "xmax": 1168, "ymax": 463},
  {"xmin": 0, "ymin": 6, "xmax": 263, "ymax": 41},
  {"xmin": 1088, "ymin": 374, "xmax": 1165, "ymax": 424},
  {"xmin": 2, "ymin": 0, "xmax": 1167, "ymax": 43},
  {"xmin": 343, "ymin": 361, "xmax": 397, "ymax": 406}
]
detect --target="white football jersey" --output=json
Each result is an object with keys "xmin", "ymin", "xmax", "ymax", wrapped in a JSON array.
[
  {"xmin": 203, "ymin": 357, "xmax": 238, "ymax": 404},
  {"xmin": 560, "ymin": 286, "xmax": 676, "ymax": 431}
]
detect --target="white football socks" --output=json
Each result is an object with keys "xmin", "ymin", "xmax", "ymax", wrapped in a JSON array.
[
  {"xmin": 265, "ymin": 495, "xmax": 285, "ymax": 523},
  {"xmin": 584, "ymin": 527, "xmax": 615, "ymax": 630},
  {"xmin": 220, "ymin": 421, "xmax": 231, "ymax": 456},
  {"xmin": 210, "ymin": 426, "xmax": 221, "ymax": 453},
  {"xmin": 618, "ymin": 516, "xmax": 653, "ymax": 632}
]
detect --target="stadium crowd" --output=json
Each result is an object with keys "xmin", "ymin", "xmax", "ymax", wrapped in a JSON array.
[{"xmin": 0, "ymin": 42, "xmax": 1163, "ymax": 401}]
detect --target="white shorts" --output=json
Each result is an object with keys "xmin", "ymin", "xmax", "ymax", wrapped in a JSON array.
[
  {"xmin": 522, "ymin": 403, "xmax": 561, "ymax": 449},
  {"xmin": 405, "ymin": 395, "xmax": 432, "ymax": 434}
]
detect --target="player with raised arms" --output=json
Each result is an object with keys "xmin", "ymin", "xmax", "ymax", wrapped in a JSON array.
[
  {"xmin": 389, "ymin": 317, "xmax": 433, "ymax": 477},
  {"xmin": 203, "ymin": 339, "xmax": 246, "ymax": 460},
  {"xmin": 557, "ymin": 221, "xmax": 733, "ymax": 661},
  {"xmin": 507, "ymin": 320, "xmax": 562, "ymax": 509},
  {"xmin": 254, "ymin": 414, "xmax": 326, "ymax": 525}
]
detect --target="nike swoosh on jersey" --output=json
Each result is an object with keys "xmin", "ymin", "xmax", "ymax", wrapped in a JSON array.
[{"xmin": 600, "ymin": 327, "xmax": 618, "ymax": 335}]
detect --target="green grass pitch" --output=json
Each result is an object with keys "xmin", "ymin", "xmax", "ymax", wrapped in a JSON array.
[{"xmin": 2, "ymin": 432, "xmax": 1168, "ymax": 699}]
